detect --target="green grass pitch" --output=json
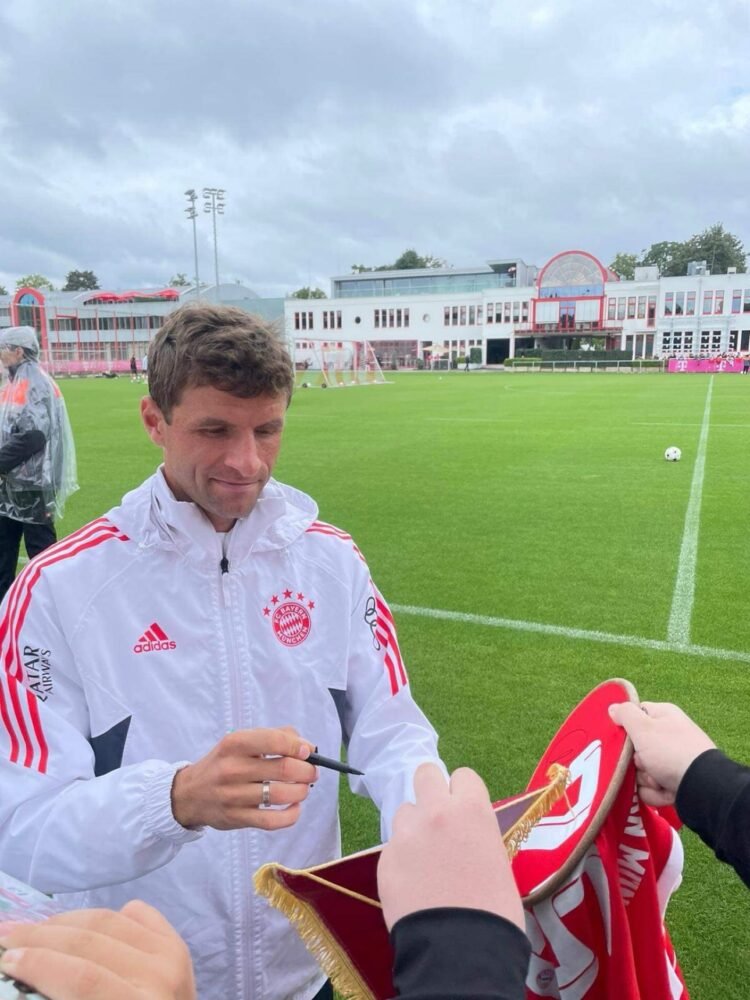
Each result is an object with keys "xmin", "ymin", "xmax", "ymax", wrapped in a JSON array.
[{"xmin": 52, "ymin": 371, "xmax": 750, "ymax": 997}]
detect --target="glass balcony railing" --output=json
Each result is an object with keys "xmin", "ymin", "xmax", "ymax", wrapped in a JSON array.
[{"xmin": 333, "ymin": 275, "xmax": 516, "ymax": 298}]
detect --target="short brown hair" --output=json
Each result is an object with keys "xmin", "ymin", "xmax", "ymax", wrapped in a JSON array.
[{"xmin": 147, "ymin": 303, "xmax": 294, "ymax": 420}]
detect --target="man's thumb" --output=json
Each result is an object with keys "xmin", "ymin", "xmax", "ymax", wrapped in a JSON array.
[{"xmin": 609, "ymin": 701, "xmax": 649, "ymax": 739}]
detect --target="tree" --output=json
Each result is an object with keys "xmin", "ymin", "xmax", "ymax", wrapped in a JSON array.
[
  {"xmin": 639, "ymin": 241, "xmax": 689, "ymax": 278},
  {"xmin": 608, "ymin": 253, "xmax": 638, "ymax": 280},
  {"xmin": 639, "ymin": 225, "xmax": 746, "ymax": 277},
  {"xmin": 684, "ymin": 223, "xmax": 746, "ymax": 275},
  {"xmin": 170, "ymin": 273, "xmax": 190, "ymax": 287},
  {"xmin": 16, "ymin": 274, "xmax": 55, "ymax": 291},
  {"xmin": 63, "ymin": 269, "xmax": 100, "ymax": 291},
  {"xmin": 350, "ymin": 249, "xmax": 446, "ymax": 273},
  {"xmin": 290, "ymin": 286, "xmax": 327, "ymax": 298},
  {"xmin": 0, "ymin": 285, "xmax": 7, "ymax": 296},
  {"xmin": 391, "ymin": 249, "xmax": 445, "ymax": 270}
]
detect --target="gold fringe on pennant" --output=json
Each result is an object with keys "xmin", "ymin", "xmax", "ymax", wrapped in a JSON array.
[
  {"xmin": 255, "ymin": 766, "xmax": 569, "ymax": 1000},
  {"xmin": 254, "ymin": 863, "xmax": 377, "ymax": 1000},
  {"xmin": 501, "ymin": 764, "xmax": 570, "ymax": 858}
]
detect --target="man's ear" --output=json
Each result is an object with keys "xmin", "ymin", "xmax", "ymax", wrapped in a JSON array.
[{"xmin": 140, "ymin": 396, "xmax": 166, "ymax": 447}]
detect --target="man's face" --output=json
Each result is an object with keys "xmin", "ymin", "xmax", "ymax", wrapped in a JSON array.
[
  {"xmin": 141, "ymin": 385, "xmax": 288, "ymax": 531},
  {"xmin": 0, "ymin": 346, "xmax": 23, "ymax": 368}
]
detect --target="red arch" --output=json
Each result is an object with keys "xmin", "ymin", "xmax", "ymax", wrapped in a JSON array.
[
  {"xmin": 11, "ymin": 288, "xmax": 49, "ymax": 353},
  {"xmin": 536, "ymin": 249, "xmax": 609, "ymax": 291}
]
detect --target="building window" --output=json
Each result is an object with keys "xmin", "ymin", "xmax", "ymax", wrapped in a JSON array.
[
  {"xmin": 459, "ymin": 306, "xmax": 466, "ymax": 325},
  {"xmin": 744, "ymin": 290, "xmax": 750, "ymax": 313},
  {"xmin": 512, "ymin": 302, "xmax": 520, "ymax": 322},
  {"xmin": 704, "ymin": 291, "xmax": 715, "ymax": 315},
  {"xmin": 468, "ymin": 306, "xmax": 475, "ymax": 325},
  {"xmin": 608, "ymin": 298, "xmax": 616, "ymax": 321},
  {"xmin": 674, "ymin": 292, "xmax": 684, "ymax": 315},
  {"xmin": 637, "ymin": 296, "xmax": 646, "ymax": 319},
  {"xmin": 504, "ymin": 302, "xmax": 511, "ymax": 323},
  {"xmin": 477, "ymin": 305, "xmax": 483, "ymax": 324},
  {"xmin": 647, "ymin": 296, "xmax": 656, "ymax": 327},
  {"xmin": 404, "ymin": 308, "xmax": 409, "ymax": 327},
  {"xmin": 686, "ymin": 292, "xmax": 696, "ymax": 316},
  {"xmin": 664, "ymin": 293, "xmax": 673, "ymax": 316},
  {"xmin": 715, "ymin": 291, "xmax": 724, "ymax": 314},
  {"xmin": 521, "ymin": 301, "xmax": 529, "ymax": 322},
  {"xmin": 444, "ymin": 306, "xmax": 450, "ymax": 326},
  {"xmin": 487, "ymin": 302, "xmax": 494, "ymax": 323},
  {"xmin": 452, "ymin": 306, "xmax": 459, "ymax": 325},
  {"xmin": 627, "ymin": 297, "xmax": 636, "ymax": 319},
  {"xmin": 617, "ymin": 298, "xmax": 626, "ymax": 321}
]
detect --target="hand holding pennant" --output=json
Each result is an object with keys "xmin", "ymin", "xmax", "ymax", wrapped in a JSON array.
[{"xmin": 254, "ymin": 764, "xmax": 569, "ymax": 1000}]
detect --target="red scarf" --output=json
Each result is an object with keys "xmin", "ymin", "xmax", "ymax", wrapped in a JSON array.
[{"xmin": 512, "ymin": 681, "xmax": 687, "ymax": 999}]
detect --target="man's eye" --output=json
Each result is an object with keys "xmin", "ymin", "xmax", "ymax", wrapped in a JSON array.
[{"xmin": 201, "ymin": 427, "xmax": 226, "ymax": 437}]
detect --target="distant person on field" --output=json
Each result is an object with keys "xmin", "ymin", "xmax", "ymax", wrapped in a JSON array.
[
  {"xmin": 130, "ymin": 354, "xmax": 140, "ymax": 382},
  {"xmin": 0, "ymin": 326, "xmax": 77, "ymax": 603},
  {"xmin": 0, "ymin": 302, "xmax": 442, "ymax": 1000},
  {"xmin": 142, "ymin": 352, "xmax": 149, "ymax": 380},
  {"xmin": 609, "ymin": 701, "xmax": 750, "ymax": 888}
]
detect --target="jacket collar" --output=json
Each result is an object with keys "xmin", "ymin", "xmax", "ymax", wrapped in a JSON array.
[{"xmin": 114, "ymin": 469, "xmax": 318, "ymax": 565}]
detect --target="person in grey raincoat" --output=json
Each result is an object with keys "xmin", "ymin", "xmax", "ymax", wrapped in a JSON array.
[{"xmin": 0, "ymin": 326, "xmax": 78, "ymax": 602}]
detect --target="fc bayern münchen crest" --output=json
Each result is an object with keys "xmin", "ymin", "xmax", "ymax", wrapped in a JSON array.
[{"xmin": 263, "ymin": 588, "xmax": 315, "ymax": 646}]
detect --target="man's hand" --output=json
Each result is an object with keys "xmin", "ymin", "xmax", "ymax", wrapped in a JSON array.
[
  {"xmin": 609, "ymin": 701, "xmax": 716, "ymax": 807},
  {"xmin": 0, "ymin": 900, "xmax": 195, "ymax": 1000},
  {"xmin": 377, "ymin": 763, "xmax": 525, "ymax": 932},
  {"xmin": 171, "ymin": 727, "xmax": 317, "ymax": 831}
]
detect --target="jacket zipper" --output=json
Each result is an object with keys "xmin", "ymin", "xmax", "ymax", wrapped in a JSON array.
[{"xmin": 218, "ymin": 536, "xmax": 257, "ymax": 1000}]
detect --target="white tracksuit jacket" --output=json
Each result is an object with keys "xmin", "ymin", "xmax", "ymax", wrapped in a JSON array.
[{"xmin": 0, "ymin": 470, "xmax": 443, "ymax": 999}]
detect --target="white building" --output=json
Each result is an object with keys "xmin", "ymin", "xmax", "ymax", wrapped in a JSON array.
[
  {"xmin": 3, "ymin": 248, "xmax": 749, "ymax": 373},
  {"xmin": 285, "ymin": 249, "xmax": 750, "ymax": 366},
  {"xmin": 0, "ymin": 283, "xmax": 284, "ymax": 374}
]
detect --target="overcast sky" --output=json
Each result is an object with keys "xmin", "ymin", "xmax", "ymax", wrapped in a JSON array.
[{"xmin": 1, "ymin": 0, "xmax": 749, "ymax": 297}]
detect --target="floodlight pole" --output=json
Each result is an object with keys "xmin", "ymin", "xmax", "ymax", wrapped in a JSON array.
[
  {"xmin": 203, "ymin": 187, "xmax": 226, "ymax": 301},
  {"xmin": 184, "ymin": 189, "xmax": 201, "ymax": 299}
]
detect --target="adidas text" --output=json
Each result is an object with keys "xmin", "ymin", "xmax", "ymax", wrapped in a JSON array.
[{"xmin": 134, "ymin": 640, "xmax": 177, "ymax": 654}]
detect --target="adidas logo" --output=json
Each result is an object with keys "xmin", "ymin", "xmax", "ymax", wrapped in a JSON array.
[{"xmin": 133, "ymin": 622, "xmax": 176, "ymax": 654}]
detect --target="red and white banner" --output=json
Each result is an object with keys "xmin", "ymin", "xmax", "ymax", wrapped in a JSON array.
[
  {"xmin": 512, "ymin": 680, "xmax": 687, "ymax": 999},
  {"xmin": 668, "ymin": 358, "xmax": 743, "ymax": 373}
]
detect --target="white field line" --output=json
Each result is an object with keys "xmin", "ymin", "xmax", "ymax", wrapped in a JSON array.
[
  {"xmin": 667, "ymin": 377, "xmax": 713, "ymax": 644},
  {"xmin": 391, "ymin": 602, "xmax": 750, "ymax": 666}
]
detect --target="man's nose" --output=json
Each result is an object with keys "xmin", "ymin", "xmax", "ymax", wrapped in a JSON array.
[{"xmin": 225, "ymin": 433, "xmax": 263, "ymax": 476}]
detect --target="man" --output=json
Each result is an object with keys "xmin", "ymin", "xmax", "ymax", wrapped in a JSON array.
[
  {"xmin": 0, "ymin": 303, "xmax": 442, "ymax": 1000},
  {"xmin": 610, "ymin": 700, "xmax": 750, "ymax": 888},
  {"xmin": 0, "ymin": 326, "xmax": 77, "ymax": 602},
  {"xmin": 0, "ymin": 764, "xmax": 529, "ymax": 1000}
]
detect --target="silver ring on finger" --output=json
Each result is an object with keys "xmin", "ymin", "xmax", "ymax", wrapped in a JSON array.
[{"xmin": 261, "ymin": 780, "xmax": 272, "ymax": 809}]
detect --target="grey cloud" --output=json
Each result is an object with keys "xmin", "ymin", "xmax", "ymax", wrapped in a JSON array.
[{"xmin": 0, "ymin": 0, "xmax": 749, "ymax": 294}]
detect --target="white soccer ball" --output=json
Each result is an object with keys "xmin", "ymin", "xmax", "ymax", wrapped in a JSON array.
[{"xmin": 664, "ymin": 446, "xmax": 681, "ymax": 462}]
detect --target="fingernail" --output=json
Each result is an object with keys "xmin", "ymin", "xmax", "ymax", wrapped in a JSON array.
[{"xmin": 0, "ymin": 948, "xmax": 24, "ymax": 972}]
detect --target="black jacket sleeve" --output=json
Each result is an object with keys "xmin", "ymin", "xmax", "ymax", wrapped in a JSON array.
[
  {"xmin": 390, "ymin": 907, "xmax": 530, "ymax": 1000},
  {"xmin": 676, "ymin": 748, "xmax": 750, "ymax": 889},
  {"xmin": 0, "ymin": 429, "xmax": 46, "ymax": 473}
]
